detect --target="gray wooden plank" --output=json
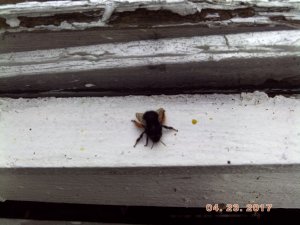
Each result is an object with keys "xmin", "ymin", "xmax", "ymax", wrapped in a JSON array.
[
  {"xmin": 0, "ymin": 25, "xmax": 293, "ymax": 53},
  {"xmin": 0, "ymin": 55, "xmax": 299, "ymax": 95},
  {"xmin": 1, "ymin": 166, "xmax": 300, "ymax": 208}
]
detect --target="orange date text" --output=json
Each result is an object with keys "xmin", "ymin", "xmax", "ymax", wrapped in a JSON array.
[{"xmin": 206, "ymin": 203, "xmax": 272, "ymax": 212}]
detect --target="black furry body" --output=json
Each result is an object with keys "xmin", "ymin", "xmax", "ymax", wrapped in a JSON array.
[
  {"xmin": 143, "ymin": 111, "xmax": 163, "ymax": 143},
  {"xmin": 132, "ymin": 108, "xmax": 178, "ymax": 148}
]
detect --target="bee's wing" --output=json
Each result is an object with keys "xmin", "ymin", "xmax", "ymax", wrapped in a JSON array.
[
  {"xmin": 157, "ymin": 108, "xmax": 165, "ymax": 124},
  {"xmin": 136, "ymin": 112, "xmax": 145, "ymax": 125}
]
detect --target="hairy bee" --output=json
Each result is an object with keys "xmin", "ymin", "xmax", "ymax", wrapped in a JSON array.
[{"xmin": 131, "ymin": 108, "xmax": 178, "ymax": 148}]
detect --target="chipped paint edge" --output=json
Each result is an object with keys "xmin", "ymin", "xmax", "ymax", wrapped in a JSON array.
[{"xmin": 0, "ymin": 0, "xmax": 300, "ymax": 32}]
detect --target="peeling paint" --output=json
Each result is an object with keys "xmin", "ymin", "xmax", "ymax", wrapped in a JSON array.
[
  {"xmin": 4, "ymin": 16, "xmax": 20, "ymax": 27},
  {"xmin": 1, "ymin": 30, "xmax": 299, "ymax": 78},
  {"xmin": 0, "ymin": 0, "xmax": 299, "ymax": 31}
]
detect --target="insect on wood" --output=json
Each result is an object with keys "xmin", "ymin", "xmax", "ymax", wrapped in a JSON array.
[{"xmin": 131, "ymin": 108, "xmax": 178, "ymax": 148}]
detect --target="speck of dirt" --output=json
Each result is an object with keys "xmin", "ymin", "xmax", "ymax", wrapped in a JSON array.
[
  {"xmin": 29, "ymin": 128, "xmax": 32, "ymax": 131},
  {"xmin": 227, "ymin": 160, "xmax": 231, "ymax": 164},
  {"xmin": 80, "ymin": 147, "xmax": 85, "ymax": 151},
  {"xmin": 192, "ymin": 119, "xmax": 198, "ymax": 125},
  {"xmin": 173, "ymin": 188, "xmax": 177, "ymax": 192},
  {"xmin": 85, "ymin": 83, "xmax": 95, "ymax": 88},
  {"xmin": 209, "ymin": 117, "xmax": 213, "ymax": 120}
]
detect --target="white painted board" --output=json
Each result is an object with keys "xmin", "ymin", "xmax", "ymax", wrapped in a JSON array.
[
  {"xmin": 0, "ymin": 92, "xmax": 299, "ymax": 168},
  {"xmin": 0, "ymin": 92, "xmax": 300, "ymax": 208}
]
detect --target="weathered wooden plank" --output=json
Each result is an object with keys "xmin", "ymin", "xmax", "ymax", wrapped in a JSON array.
[
  {"xmin": 1, "ymin": 166, "xmax": 300, "ymax": 208},
  {"xmin": 0, "ymin": 0, "xmax": 299, "ymax": 32},
  {"xmin": 1, "ymin": 1, "xmax": 299, "ymax": 95},
  {"xmin": 0, "ymin": 25, "xmax": 293, "ymax": 53},
  {"xmin": 1, "ymin": 30, "xmax": 299, "ymax": 95},
  {"xmin": 0, "ymin": 93, "xmax": 299, "ymax": 207},
  {"xmin": 1, "ymin": 55, "xmax": 300, "ymax": 96}
]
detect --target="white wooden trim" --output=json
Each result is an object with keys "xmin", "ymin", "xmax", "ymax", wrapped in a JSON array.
[
  {"xmin": 0, "ymin": 93, "xmax": 300, "ymax": 207},
  {"xmin": 1, "ymin": 92, "xmax": 299, "ymax": 168}
]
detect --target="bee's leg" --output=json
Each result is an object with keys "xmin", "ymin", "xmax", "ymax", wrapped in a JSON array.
[
  {"xmin": 151, "ymin": 141, "xmax": 155, "ymax": 149},
  {"xmin": 131, "ymin": 120, "xmax": 144, "ymax": 128},
  {"xmin": 134, "ymin": 131, "xmax": 145, "ymax": 147},
  {"xmin": 162, "ymin": 125, "xmax": 178, "ymax": 132},
  {"xmin": 160, "ymin": 140, "xmax": 166, "ymax": 146},
  {"xmin": 144, "ymin": 135, "xmax": 149, "ymax": 147}
]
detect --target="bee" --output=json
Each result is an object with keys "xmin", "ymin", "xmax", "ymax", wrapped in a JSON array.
[{"xmin": 131, "ymin": 108, "xmax": 178, "ymax": 148}]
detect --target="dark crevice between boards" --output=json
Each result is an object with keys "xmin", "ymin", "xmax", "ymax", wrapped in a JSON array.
[
  {"xmin": 0, "ymin": 87, "xmax": 299, "ymax": 99},
  {"xmin": 108, "ymin": 8, "xmax": 255, "ymax": 27},
  {"xmin": 17, "ymin": 10, "xmax": 104, "ymax": 28},
  {"xmin": 0, "ymin": 201, "xmax": 299, "ymax": 224},
  {"xmin": 0, "ymin": 7, "xmax": 255, "ymax": 29},
  {"xmin": 2, "ymin": 5, "xmax": 300, "ymax": 30}
]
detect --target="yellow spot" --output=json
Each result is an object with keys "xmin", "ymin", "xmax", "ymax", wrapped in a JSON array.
[
  {"xmin": 80, "ymin": 147, "xmax": 85, "ymax": 151},
  {"xmin": 192, "ymin": 119, "xmax": 198, "ymax": 125}
]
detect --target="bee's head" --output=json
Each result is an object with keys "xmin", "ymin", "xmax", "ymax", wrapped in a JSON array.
[{"xmin": 143, "ymin": 111, "xmax": 159, "ymax": 123}]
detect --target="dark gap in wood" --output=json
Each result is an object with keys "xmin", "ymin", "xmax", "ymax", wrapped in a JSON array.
[
  {"xmin": 0, "ymin": 87, "xmax": 299, "ymax": 99},
  {"xmin": 109, "ymin": 8, "xmax": 255, "ymax": 27},
  {"xmin": 0, "ymin": 200, "xmax": 299, "ymax": 224},
  {"xmin": 17, "ymin": 10, "xmax": 104, "ymax": 28},
  {"xmin": 254, "ymin": 6, "xmax": 293, "ymax": 12},
  {"xmin": 1, "ymin": 7, "xmax": 258, "ymax": 29},
  {"xmin": 269, "ymin": 16, "xmax": 300, "ymax": 25},
  {"xmin": 270, "ymin": 15, "xmax": 289, "ymax": 21},
  {"xmin": 0, "ymin": 0, "xmax": 59, "ymax": 4},
  {"xmin": 0, "ymin": 17, "xmax": 9, "ymax": 28}
]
